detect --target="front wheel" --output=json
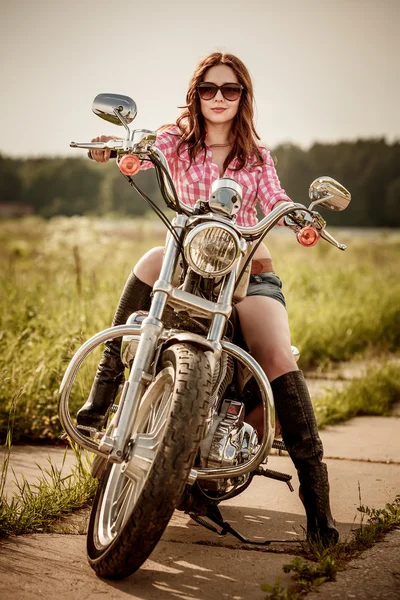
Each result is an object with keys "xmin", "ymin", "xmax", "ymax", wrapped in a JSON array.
[{"xmin": 87, "ymin": 343, "xmax": 212, "ymax": 580}]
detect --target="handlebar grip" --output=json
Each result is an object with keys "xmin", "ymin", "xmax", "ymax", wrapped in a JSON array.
[{"xmin": 87, "ymin": 150, "xmax": 118, "ymax": 160}]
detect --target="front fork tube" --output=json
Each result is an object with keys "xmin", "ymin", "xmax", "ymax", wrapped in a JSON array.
[
  {"xmin": 207, "ymin": 266, "xmax": 237, "ymax": 345},
  {"xmin": 207, "ymin": 264, "xmax": 274, "ymax": 460},
  {"xmin": 105, "ymin": 217, "xmax": 185, "ymax": 462}
]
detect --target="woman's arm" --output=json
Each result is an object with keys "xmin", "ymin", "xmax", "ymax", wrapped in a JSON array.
[
  {"xmin": 88, "ymin": 127, "xmax": 180, "ymax": 168},
  {"xmin": 257, "ymin": 147, "xmax": 293, "ymax": 225}
]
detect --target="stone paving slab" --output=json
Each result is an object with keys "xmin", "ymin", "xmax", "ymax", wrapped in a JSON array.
[
  {"xmin": 306, "ymin": 528, "xmax": 400, "ymax": 600},
  {"xmin": 320, "ymin": 416, "xmax": 400, "ymax": 463},
  {"xmin": 2, "ymin": 414, "xmax": 399, "ymax": 495},
  {"xmin": 0, "ymin": 533, "xmax": 294, "ymax": 600},
  {"xmin": 1, "ymin": 416, "xmax": 400, "ymax": 599},
  {"xmin": 0, "ymin": 445, "xmax": 85, "ymax": 496},
  {"xmin": 50, "ymin": 454, "xmax": 400, "ymax": 546}
]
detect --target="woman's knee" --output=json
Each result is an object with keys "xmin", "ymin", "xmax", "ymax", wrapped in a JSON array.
[
  {"xmin": 251, "ymin": 342, "xmax": 298, "ymax": 381},
  {"xmin": 133, "ymin": 246, "xmax": 164, "ymax": 286}
]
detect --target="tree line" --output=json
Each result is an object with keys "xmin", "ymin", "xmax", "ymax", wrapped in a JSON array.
[{"xmin": 1, "ymin": 138, "xmax": 399, "ymax": 226}]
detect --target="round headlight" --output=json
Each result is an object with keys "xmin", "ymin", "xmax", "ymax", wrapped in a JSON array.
[{"xmin": 184, "ymin": 223, "xmax": 240, "ymax": 278}]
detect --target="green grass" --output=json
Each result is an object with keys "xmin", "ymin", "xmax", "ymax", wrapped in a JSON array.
[
  {"xmin": 0, "ymin": 442, "xmax": 97, "ymax": 537},
  {"xmin": 262, "ymin": 495, "xmax": 400, "ymax": 599},
  {"xmin": 0, "ymin": 391, "xmax": 97, "ymax": 538},
  {"xmin": 280, "ymin": 232, "xmax": 400, "ymax": 369},
  {"xmin": 0, "ymin": 216, "xmax": 165, "ymax": 442},
  {"xmin": 314, "ymin": 362, "xmax": 400, "ymax": 429},
  {"xmin": 1, "ymin": 217, "xmax": 399, "ymax": 441}
]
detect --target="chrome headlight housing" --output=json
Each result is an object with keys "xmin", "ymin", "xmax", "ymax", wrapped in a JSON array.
[{"xmin": 183, "ymin": 223, "xmax": 241, "ymax": 278}]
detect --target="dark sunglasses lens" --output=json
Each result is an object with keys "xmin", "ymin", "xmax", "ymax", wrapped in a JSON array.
[
  {"xmin": 198, "ymin": 84, "xmax": 217, "ymax": 100},
  {"xmin": 222, "ymin": 85, "xmax": 242, "ymax": 101}
]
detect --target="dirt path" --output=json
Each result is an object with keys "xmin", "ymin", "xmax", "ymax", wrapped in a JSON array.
[{"xmin": 1, "ymin": 412, "xmax": 400, "ymax": 599}]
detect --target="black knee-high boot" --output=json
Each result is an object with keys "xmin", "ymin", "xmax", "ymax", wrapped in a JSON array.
[
  {"xmin": 271, "ymin": 370, "xmax": 339, "ymax": 548},
  {"xmin": 77, "ymin": 272, "xmax": 152, "ymax": 430}
]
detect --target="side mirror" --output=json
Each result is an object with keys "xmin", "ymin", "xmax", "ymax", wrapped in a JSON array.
[
  {"xmin": 92, "ymin": 93, "xmax": 137, "ymax": 126},
  {"xmin": 309, "ymin": 176, "xmax": 351, "ymax": 211}
]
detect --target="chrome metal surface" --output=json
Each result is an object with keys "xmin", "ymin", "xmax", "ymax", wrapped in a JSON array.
[
  {"xmin": 183, "ymin": 222, "xmax": 241, "ymax": 278},
  {"xmin": 113, "ymin": 107, "xmax": 131, "ymax": 135},
  {"xmin": 154, "ymin": 281, "xmax": 233, "ymax": 320},
  {"xmin": 58, "ymin": 324, "xmax": 142, "ymax": 456},
  {"xmin": 188, "ymin": 212, "xmax": 244, "ymax": 229},
  {"xmin": 121, "ymin": 336, "xmax": 141, "ymax": 369},
  {"xmin": 291, "ymin": 345, "xmax": 300, "ymax": 362},
  {"xmin": 92, "ymin": 93, "xmax": 137, "ymax": 125},
  {"xmin": 308, "ymin": 176, "xmax": 351, "ymax": 211},
  {"xmin": 209, "ymin": 178, "xmax": 242, "ymax": 216},
  {"xmin": 121, "ymin": 311, "xmax": 148, "ymax": 367},
  {"xmin": 207, "ymin": 267, "xmax": 237, "ymax": 342},
  {"xmin": 319, "ymin": 228, "xmax": 347, "ymax": 251},
  {"xmin": 112, "ymin": 221, "xmax": 183, "ymax": 460},
  {"xmin": 187, "ymin": 469, "xmax": 198, "ymax": 485},
  {"xmin": 70, "ymin": 139, "xmax": 132, "ymax": 151},
  {"xmin": 204, "ymin": 399, "xmax": 258, "ymax": 470},
  {"xmin": 131, "ymin": 129, "xmax": 157, "ymax": 150},
  {"xmin": 93, "ymin": 366, "xmax": 174, "ymax": 549},
  {"xmin": 163, "ymin": 331, "xmax": 216, "ymax": 353},
  {"xmin": 196, "ymin": 340, "xmax": 275, "ymax": 480},
  {"xmin": 236, "ymin": 201, "xmax": 309, "ymax": 238}
]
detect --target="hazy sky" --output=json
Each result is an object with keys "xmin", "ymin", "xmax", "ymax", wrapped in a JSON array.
[{"xmin": 1, "ymin": 0, "xmax": 398, "ymax": 157}]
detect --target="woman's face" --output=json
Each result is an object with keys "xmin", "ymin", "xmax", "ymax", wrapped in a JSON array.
[{"xmin": 199, "ymin": 64, "xmax": 241, "ymax": 128}]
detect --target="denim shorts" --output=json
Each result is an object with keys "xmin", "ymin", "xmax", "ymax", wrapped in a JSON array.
[{"xmin": 246, "ymin": 272, "xmax": 286, "ymax": 309}]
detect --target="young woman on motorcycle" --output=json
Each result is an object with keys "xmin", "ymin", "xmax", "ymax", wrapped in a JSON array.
[{"xmin": 78, "ymin": 52, "xmax": 339, "ymax": 548}]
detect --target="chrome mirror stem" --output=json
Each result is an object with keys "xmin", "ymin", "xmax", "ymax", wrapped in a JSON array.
[{"xmin": 113, "ymin": 107, "xmax": 131, "ymax": 136}]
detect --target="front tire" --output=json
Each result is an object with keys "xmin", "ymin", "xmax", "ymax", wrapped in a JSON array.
[{"xmin": 87, "ymin": 343, "xmax": 211, "ymax": 579}]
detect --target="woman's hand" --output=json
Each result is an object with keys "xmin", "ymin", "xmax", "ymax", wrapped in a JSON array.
[{"xmin": 90, "ymin": 135, "xmax": 122, "ymax": 162}]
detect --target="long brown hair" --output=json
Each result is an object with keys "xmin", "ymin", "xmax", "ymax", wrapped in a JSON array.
[{"xmin": 175, "ymin": 52, "xmax": 264, "ymax": 172}]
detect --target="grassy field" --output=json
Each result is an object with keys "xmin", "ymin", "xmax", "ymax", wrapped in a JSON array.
[{"xmin": 1, "ymin": 216, "xmax": 399, "ymax": 442}]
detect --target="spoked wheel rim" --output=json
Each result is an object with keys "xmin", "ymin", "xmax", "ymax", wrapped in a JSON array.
[{"xmin": 93, "ymin": 365, "xmax": 175, "ymax": 550}]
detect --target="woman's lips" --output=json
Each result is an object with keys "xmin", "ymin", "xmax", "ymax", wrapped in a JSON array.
[{"xmin": 211, "ymin": 108, "xmax": 226, "ymax": 113}]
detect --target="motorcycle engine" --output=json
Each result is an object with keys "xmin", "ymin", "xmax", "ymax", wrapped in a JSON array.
[{"xmin": 199, "ymin": 399, "xmax": 258, "ymax": 492}]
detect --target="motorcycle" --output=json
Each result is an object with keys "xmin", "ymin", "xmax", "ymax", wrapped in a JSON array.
[{"xmin": 59, "ymin": 93, "xmax": 351, "ymax": 580}]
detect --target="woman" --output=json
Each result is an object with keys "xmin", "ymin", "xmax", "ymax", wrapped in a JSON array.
[{"xmin": 78, "ymin": 52, "xmax": 339, "ymax": 548}]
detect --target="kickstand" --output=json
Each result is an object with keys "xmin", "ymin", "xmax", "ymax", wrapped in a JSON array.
[{"xmin": 189, "ymin": 504, "xmax": 300, "ymax": 546}]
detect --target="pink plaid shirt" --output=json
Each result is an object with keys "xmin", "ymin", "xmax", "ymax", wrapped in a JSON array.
[{"xmin": 141, "ymin": 126, "xmax": 292, "ymax": 227}]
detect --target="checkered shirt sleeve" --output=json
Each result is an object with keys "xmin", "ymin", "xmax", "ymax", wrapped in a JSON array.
[{"xmin": 257, "ymin": 147, "xmax": 293, "ymax": 217}]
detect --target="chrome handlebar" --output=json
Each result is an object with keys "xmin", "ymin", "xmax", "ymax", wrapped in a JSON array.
[
  {"xmin": 70, "ymin": 140, "xmax": 132, "ymax": 151},
  {"xmin": 70, "ymin": 139, "xmax": 346, "ymax": 250},
  {"xmin": 151, "ymin": 148, "xmax": 346, "ymax": 249}
]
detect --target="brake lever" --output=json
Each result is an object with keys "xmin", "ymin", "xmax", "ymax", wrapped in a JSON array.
[
  {"xmin": 319, "ymin": 228, "xmax": 347, "ymax": 251},
  {"xmin": 285, "ymin": 210, "xmax": 346, "ymax": 251}
]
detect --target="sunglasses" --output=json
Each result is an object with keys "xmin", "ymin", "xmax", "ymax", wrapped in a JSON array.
[{"xmin": 197, "ymin": 82, "xmax": 244, "ymax": 102}]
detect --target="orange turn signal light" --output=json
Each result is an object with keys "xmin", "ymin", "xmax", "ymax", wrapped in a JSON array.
[
  {"xmin": 296, "ymin": 226, "xmax": 319, "ymax": 247},
  {"xmin": 118, "ymin": 154, "xmax": 140, "ymax": 176}
]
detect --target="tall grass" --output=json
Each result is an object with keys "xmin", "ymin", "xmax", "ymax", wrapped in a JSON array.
[
  {"xmin": 277, "ymin": 230, "xmax": 400, "ymax": 368},
  {"xmin": 0, "ymin": 216, "xmax": 164, "ymax": 441},
  {"xmin": 1, "ymin": 217, "xmax": 399, "ymax": 441},
  {"xmin": 0, "ymin": 444, "xmax": 97, "ymax": 537},
  {"xmin": 314, "ymin": 363, "xmax": 400, "ymax": 428}
]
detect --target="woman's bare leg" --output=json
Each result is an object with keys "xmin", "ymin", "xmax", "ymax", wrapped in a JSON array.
[
  {"xmin": 134, "ymin": 246, "xmax": 164, "ymax": 285},
  {"xmin": 235, "ymin": 295, "xmax": 338, "ymax": 547},
  {"xmin": 235, "ymin": 296, "xmax": 297, "ymax": 436}
]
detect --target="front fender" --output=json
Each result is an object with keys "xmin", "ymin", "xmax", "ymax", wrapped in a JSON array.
[{"xmin": 162, "ymin": 331, "xmax": 216, "ymax": 354}]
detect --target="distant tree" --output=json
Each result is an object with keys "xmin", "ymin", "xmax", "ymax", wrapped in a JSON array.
[
  {"xmin": 4, "ymin": 139, "xmax": 399, "ymax": 226},
  {"xmin": 25, "ymin": 158, "xmax": 102, "ymax": 217},
  {"xmin": 385, "ymin": 177, "xmax": 400, "ymax": 227},
  {"xmin": 0, "ymin": 155, "xmax": 24, "ymax": 204}
]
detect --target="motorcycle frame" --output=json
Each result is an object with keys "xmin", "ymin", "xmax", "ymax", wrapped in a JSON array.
[
  {"xmin": 59, "ymin": 211, "xmax": 280, "ymax": 484},
  {"xmin": 60, "ymin": 146, "xmax": 344, "ymax": 487}
]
